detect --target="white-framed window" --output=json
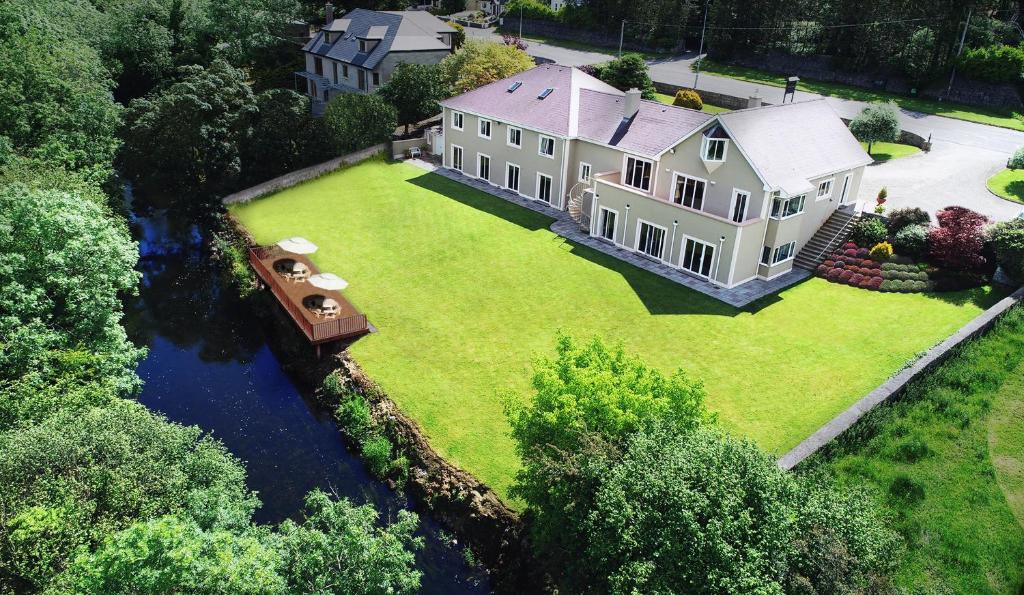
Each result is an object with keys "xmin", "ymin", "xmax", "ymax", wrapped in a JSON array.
[
  {"xmin": 701, "ymin": 137, "xmax": 728, "ymax": 162},
  {"xmin": 579, "ymin": 162, "xmax": 592, "ymax": 183},
  {"xmin": 681, "ymin": 236, "xmax": 716, "ymax": 278},
  {"xmin": 597, "ymin": 206, "xmax": 617, "ymax": 241},
  {"xmin": 451, "ymin": 144, "xmax": 463, "ymax": 171},
  {"xmin": 730, "ymin": 189, "xmax": 750, "ymax": 223},
  {"xmin": 761, "ymin": 246, "xmax": 771, "ymax": 266},
  {"xmin": 451, "ymin": 111, "xmax": 464, "ymax": 131},
  {"xmin": 816, "ymin": 178, "xmax": 834, "ymax": 201},
  {"xmin": 672, "ymin": 173, "xmax": 706, "ymax": 210},
  {"xmin": 477, "ymin": 153, "xmax": 490, "ymax": 182},
  {"xmin": 478, "ymin": 118, "xmax": 492, "ymax": 139},
  {"xmin": 536, "ymin": 173, "xmax": 553, "ymax": 203},
  {"xmin": 771, "ymin": 241, "xmax": 797, "ymax": 264},
  {"xmin": 635, "ymin": 220, "xmax": 667, "ymax": 260},
  {"xmin": 507, "ymin": 126, "xmax": 522, "ymax": 148},
  {"xmin": 839, "ymin": 173, "xmax": 852, "ymax": 204},
  {"xmin": 770, "ymin": 194, "xmax": 806, "ymax": 219},
  {"xmin": 623, "ymin": 156, "xmax": 653, "ymax": 192},
  {"xmin": 539, "ymin": 135, "xmax": 555, "ymax": 158},
  {"xmin": 506, "ymin": 162, "xmax": 521, "ymax": 193}
]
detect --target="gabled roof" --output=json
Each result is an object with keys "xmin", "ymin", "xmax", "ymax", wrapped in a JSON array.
[
  {"xmin": 716, "ymin": 99, "xmax": 873, "ymax": 196},
  {"xmin": 577, "ymin": 90, "xmax": 712, "ymax": 156},
  {"xmin": 303, "ymin": 9, "xmax": 454, "ymax": 69}
]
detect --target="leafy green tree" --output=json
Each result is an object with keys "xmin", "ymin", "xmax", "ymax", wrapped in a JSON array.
[
  {"xmin": 597, "ymin": 53, "xmax": 656, "ymax": 99},
  {"xmin": 323, "ymin": 93, "xmax": 397, "ymax": 153},
  {"xmin": 277, "ymin": 490, "xmax": 422, "ymax": 594},
  {"xmin": 440, "ymin": 39, "xmax": 534, "ymax": 95},
  {"xmin": 60, "ymin": 516, "xmax": 286, "ymax": 594},
  {"xmin": 203, "ymin": 0, "xmax": 301, "ymax": 66},
  {"xmin": 0, "ymin": 11, "xmax": 121, "ymax": 182},
  {"xmin": 0, "ymin": 401, "xmax": 257, "ymax": 590},
  {"xmin": 989, "ymin": 218, "xmax": 1024, "ymax": 281},
  {"xmin": 849, "ymin": 102, "xmax": 901, "ymax": 155},
  {"xmin": 379, "ymin": 63, "xmax": 445, "ymax": 133},
  {"xmin": 244, "ymin": 88, "xmax": 328, "ymax": 183},
  {"xmin": 585, "ymin": 424, "xmax": 796, "ymax": 594},
  {"xmin": 440, "ymin": 0, "xmax": 466, "ymax": 14},
  {"xmin": 900, "ymin": 27, "xmax": 936, "ymax": 86},
  {"xmin": 121, "ymin": 59, "xmax": 257, "ymax": 199}
]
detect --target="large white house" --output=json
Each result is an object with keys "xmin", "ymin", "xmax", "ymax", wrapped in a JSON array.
[{"xmin": 438, "ymin": 64, "xmax": 872, "ymax": 289}]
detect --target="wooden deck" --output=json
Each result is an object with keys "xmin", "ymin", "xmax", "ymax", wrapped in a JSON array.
[{"xmin": 248, "ymin": 246, "xmax": 369, "ymax": 344}]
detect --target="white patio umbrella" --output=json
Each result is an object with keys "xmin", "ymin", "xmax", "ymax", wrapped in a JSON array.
[
  {"xmin": 276, "ymin": 236, "xmax": 318, "ymax": 254},
  {"xmin": 308, "ymin": 273, "xmax": 349, "ymax": 291}
]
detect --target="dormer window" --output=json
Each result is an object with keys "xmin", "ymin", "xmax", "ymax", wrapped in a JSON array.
[
  {"xmin": 359, "ymin": 39, "xmax": 367, "ymax": 52},
  {"xmin": 702, "ymin": 137, "xmax": 727, "ymax": 161}
]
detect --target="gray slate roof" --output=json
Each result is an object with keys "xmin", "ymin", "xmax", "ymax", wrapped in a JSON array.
[
  {"xmin": 577, "ymin": 89, "xmax": 712, "ymax": 156},
  {"xmin": 717, "ymin": 99, "xmax": 873, "ymax": 196},
  {"xmin": 303, "ymin": 9, "xmax": 453, "ymax": 69}
]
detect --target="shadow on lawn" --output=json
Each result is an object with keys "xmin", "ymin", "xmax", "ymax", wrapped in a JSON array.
[{"xmin": 408, "ymin": 169, "xmax": 796, "ymax": 317}]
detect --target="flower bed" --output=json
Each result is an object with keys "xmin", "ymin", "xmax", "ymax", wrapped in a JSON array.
[{"xmin": 815, "ymin": 243, "xmax": 984, "ymax": 293}]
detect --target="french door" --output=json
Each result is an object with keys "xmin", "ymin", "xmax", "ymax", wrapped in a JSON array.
[
  {"xmin": 451, "ymin": 145, "xmax": 463, "ymax": 171},
  {"xmin": 506, "ymin": 163, "xmax": 520, "ymax": 192},
  {"xmin": 636, "ymin": 221, "xmax": 666, "ymax": 260},
  {"xmin": 537, "ymin": 174, "xmax": 553, "ymax": 204},
  {"xmin": 681, "ymin": 237, "xmax": 715, "ymax": 278},
  {"xmin": 477, "ymin": 154, "xmax": 490, "ymax": 182},
  {"xmin": 598, "ymin": 207, "xmax": 617, "ymax": 241}
]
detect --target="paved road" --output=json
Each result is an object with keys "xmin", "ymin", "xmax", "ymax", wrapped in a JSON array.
[{"xmin": 467, "ymin": 27, "xmax": 1024, "ymax": 219}]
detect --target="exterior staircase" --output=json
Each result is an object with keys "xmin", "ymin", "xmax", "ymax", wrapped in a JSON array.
[{"xmin": 794, "ymin": 208, "xmax": 860, "ymax": 270}]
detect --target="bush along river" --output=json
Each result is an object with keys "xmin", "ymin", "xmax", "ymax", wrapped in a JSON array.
[{"xmin": 121, "ymin": 185, "xmax": 491, "ymax": 594}]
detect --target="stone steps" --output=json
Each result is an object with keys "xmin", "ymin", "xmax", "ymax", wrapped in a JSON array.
[{"xmin": 794, "ymin": 210, "xmax": 859, "ymax": 270}]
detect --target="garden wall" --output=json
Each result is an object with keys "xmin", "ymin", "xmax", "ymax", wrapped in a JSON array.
[
  {"xmin": 392, "ymin": 136, "xmax": 428, "ymax": 159},
  {"xmin": 221, "ymin": 143, "xmax": 388, "ymax": 205},
  {"xmin": 653, "ymin": 80, "xmax": 772, "ymax": 110},
  {"xmin": 497, "ymin": 17, "xmax": 677, "ymax": 53},
  {"xmin": 779, "ymin": 286, "xmax": 1024, "ymax": 470}
]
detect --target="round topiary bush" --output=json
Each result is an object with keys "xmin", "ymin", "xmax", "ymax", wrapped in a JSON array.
[
  {"xmin": 816, "ymin": 264, "xmax": 829, "ymax": 277},
  {"xmin": 886, "ymin": 207, "xmax": 931, "ymax": 235},
  {"xmin": 850, "ymin": 218, "xmax": 888, "ymax": 247},
  {"xmin": 855, "ymin": 248, "xmax": 870, "ymax": 259},
  {"xmin": 672, "ymin": 88, "xmax": 703, "ymax": 110},
  {"xmin": 870, "ymin": 241, "xmax": 894, "ymax": 261},
  {"xmin": 893, "ymin": 224, "xmax": 929, "ymax": 258},
  {"xmin": 839, "ymin": 269, "xmax": 854, "ymax": 282},
  {"xmin": 849, "ymin": 273, "xmax": 864, "ymax": 285},
  {"xmin": 1010, "ymin": 146, "xmax": 1024, "ymax": 170},
  {"xmin": 827, "ymin": 268, "xmax": 844, "ymax": 282}
]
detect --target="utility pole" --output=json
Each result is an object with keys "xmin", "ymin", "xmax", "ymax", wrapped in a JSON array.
[
  {"xmin": 619, "ymin": 20, "xmax": 625, "ymax": 56},
  {"xmin": 945, "ymin": 7, "xmax": 972, "ymax": 98},
  {"xmin": 692, "ymin": 0, "xmax": 710, "ymax": 90},
  {"xmin": 519, "ymin": 4, "xmax": 523, "ymax": 38}
]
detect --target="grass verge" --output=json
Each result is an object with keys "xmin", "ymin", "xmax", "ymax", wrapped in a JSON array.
[
  {"xmin": 988, "ymin": 168, "xmax": 1024, "ymax": 205},
  {"xmin": 806, "ymin": 304, "xmax": 1024, "ymax": 593},
  {"xmin": 860, "ymin": 141, "xmax": 921, "ymax": 163},
  {"xmin": 230, "ymin": 159, "xmax": 1001, "ymax": 501},
  {"xmin": 654, "ymin": 92, "xmax": 730, "ymax": 113},
  {"xmin": 697, "ymin": 59, "xmax": 1023, "ymax": 132}
]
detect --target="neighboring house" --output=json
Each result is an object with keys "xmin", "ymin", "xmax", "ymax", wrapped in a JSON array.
[
  {"xmin": 438, "ymin": 64, "xmax": 871, "ymax": 289},
  {"xmin": 298, "ymin": 7, "xmax": 455, "ymax": 106}
]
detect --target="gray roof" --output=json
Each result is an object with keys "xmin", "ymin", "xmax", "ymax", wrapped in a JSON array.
[
  {"xmin": 717, "ymin": 99, "xmax": 873, "ymax": 196},
  {"xmin": 577, "ymin": 90, "xmax": 712, "ymax": 156},
  {"xmin": 303, "ymin": 9, "xmax": 453, "ymax": 69}
]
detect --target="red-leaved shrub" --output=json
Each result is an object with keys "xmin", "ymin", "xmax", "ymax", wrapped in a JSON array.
[
  {"xmin": 850, "ymin": 273, "xmax": 864, "ymax": 285},
  {"xmin": 858, "ymin": 278, "xmax": 874, "ymax": 289},
  {"xmin": 816, "ymin": 264, "xmax": 829, "ymax": 277},
  {"xmin": 823, "ymin": 260, "xmax": 835, "ymax": 268},
  {"xmin": 844, "ymin": 242, "xmax": 857, "ymax": 250},
  {"xmin": 855, "ymin": 248, "xmax": 870, "ymax": 259},
  {"xmin": 869, "ymin": 276, "xmax": 883, "ymax": 289},
  {"xmin": 861, "ymin": 259, "xmax": 878, "ymax": 269},
  {"xmin": 929, "ymin": 206, "xmax": 988, "ymax": 272},
  {"xmin": 827, "ymin": 268, "xmax": 844, "ymax": 282},
  {"xmin": 839, "ymin": 270, "xmax": 854, "ymax": 282},
  {"xmin": 833, "ymin": 261, "xmax": 846, "ymax": 269},
  {"xmin": 844, "ymin": 248, "xmax": 858, "ymax": 257}
]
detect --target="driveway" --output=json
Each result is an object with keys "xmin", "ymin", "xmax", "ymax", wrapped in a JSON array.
[{"xmin": 858, "ymin": 141, "xmax": 1023, "ymax": 222}]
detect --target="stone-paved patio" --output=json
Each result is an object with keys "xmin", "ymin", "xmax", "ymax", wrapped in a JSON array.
[{"xmin": 407, "ymin": 158, "xmax": 811, "ymax": 308}]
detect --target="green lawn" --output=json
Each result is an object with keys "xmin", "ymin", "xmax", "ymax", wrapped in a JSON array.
[
  {"xmin": 988, "ymin": 168, "xmax": 1024, "ymax": 205},
  {"xmin": 807, "ymin": 305, "xmax": 1024, "ymax": 593},
  {"xmin": 654, "ymin": 92, "xmax": 731, "ymax": 113},
  {"xmin": 860, "ymin": 141, "xmax": 921, "ymax": 163},
  {"xmin": 231, "ymin": 159, "xmax": 999, "ymax": 500},
  {"xmin": 697, "ymin": 59, "xmax": 1024, "ymax": 132}
]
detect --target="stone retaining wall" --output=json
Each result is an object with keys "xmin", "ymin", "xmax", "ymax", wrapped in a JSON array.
[
  {"xmin": 778, "ymin": 286, "xmax": 1024, "ymax": 470},
  {"xmin": 221, "ymin": 143, "xmax": 387, "ymax": 205},
  {"xmin": 653, "ymin": 80, "xmax": 771, "ymax": 110}
]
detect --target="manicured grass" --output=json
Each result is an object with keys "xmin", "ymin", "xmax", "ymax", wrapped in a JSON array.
[
  {"xmin": 808, "ymin": 305, "xmax": 1024, "ymax": 593},
  {"xmin": 231, "ymin": 159, "xmax": 999, "ymax": 500},
  {"xmin": 697, "ymin": 59, "xmax": 1024, "ymax": 132},
  {"xmin": 860, "ymin": 141, "xmax": 921, "ymax": 163},
  {"xmin": 987, "ymin": 168, "xmax": 1024, "ymax": 205},
  {"xmin": 654, "ymin": 92, "xmax": 730, "ymax": 113}
]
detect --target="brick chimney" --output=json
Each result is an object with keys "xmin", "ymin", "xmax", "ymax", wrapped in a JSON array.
[
  {"xmin": 623, "ymin": 88, "xmax": 641, "ymax": 120},
  {"xmin": 325, "ymin": 2, "xmax": 334, "ymax": 25}
]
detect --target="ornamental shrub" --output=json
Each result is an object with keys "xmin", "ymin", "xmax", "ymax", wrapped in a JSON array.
[
  {"xmin": 893, "ymin": 224, "xmax": 929, "ymax": 258},
  {"xmin": 844, "ymin": 248, "xmax": 858, "ymax": 257},
  {"xmin": 869, "ymin": 241, "xmax": 894, "ymax": 261},
  {"xmin": 886, "ymin": 207, "xmax": 931, "ymax": 234},
  {"xmin": 849, "ymin": 273, "xmax": 864, "ymax": 285},
  {"xmin": 833, "ymin": 260, "xmax": 846, "ymax": 269},
  {"xmin": 861, "ymin": 259, "xmax": 878, "ymax": 269},
  {"xmin": 869, "ymin": 277, "xmax": 884, "ymax": 290},
  {"xmin": 989, "ymin": 218, "xmax": 1024, "ymax": 281},
  {"xmin": 855, "ymin": 248, "xmax": 870, "ymax": 259},
  {"xmin": 858, "ymin": 278, "xmax": 874, "ymax": 289},
  {"xmin": 816, "ymin": 264, "xmax": 829, "ymax": 277},
  {"xmin": 1010, "ymin": 147, "xmax": 1024, "ymax": 170},
  {"xmin": 843, "ymin": 242, "xmax": 857, "ymax": 250},
  {"xmin": 823, "ymin": 260, "xmax": 835, "ymax": 268},
  {"xmin": 672, "ymin": 89, "xmax": 703, "ymax": 110},
  {"xmin": 850, "ymin": 218, "xmax": 887, "ymax": 247},
  {"xmin": 930, "ymin": 206, "xmax": 988, "ymax": 272},
  {"xmin": 827, "ymin": 268, "xmax": 844, "ymax": 282},
  {"xmin": 839, "ymin": 270, "xmax": 854, "ymax": 282}
]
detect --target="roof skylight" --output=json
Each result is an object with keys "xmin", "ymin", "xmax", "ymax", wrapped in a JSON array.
[
  {"xmin": 508, "ymin": 81, "xmax": 522, "ymax": 92},
  {"xmin": 538, "ymin": 87, "xmax": 554, "ymax": 99}
]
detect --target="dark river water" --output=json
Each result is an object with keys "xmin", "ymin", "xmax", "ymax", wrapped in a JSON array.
[{"xmin": 122, "ymin": 188, "xmax": 490, "ymax": 593}]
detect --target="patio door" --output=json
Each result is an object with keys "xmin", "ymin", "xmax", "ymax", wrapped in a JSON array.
[
  {"xmin": 451, "ymin": 145, "xmax": 463, "ymax": 171},
  {"xmin": 506, "ymin": 163, "xmax": 520, "ymax": 192},
  {"xmin": 537, "ymin": 173, "xmax": 553, "ymax": 204},
  {"xmin": 839, "ymin": 173, "xmax": 853, "ymax": 205},
  {"xmin": 477, "ymin": 154, "xmax": 490, "ymax": 182},
  {"xmin": 681, "ymin": 237, "xmax": 715, "ymax": 278},
  {"xmin": 597, "ymin": 207, "xmax": 617, "ymax": 242},
  {"xmin": 636, "ymin": 220, "xmax": 666, "ymax": 260}
]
